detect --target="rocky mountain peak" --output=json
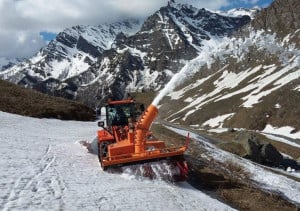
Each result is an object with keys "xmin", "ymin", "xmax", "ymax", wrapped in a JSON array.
[
  {"xmin": 250, "ymin": 0, "xmax": 300, "ymax": 40},
  {"xmin": 157, "ymin": 0, "xmax": 300, "ymax": 133},
  {"xmin": 0, "ymin": 57, "xmax": 24, "ymax": 71},
  {"xmin": 1, "ymin": 2, "xmax": 252, "ymax": 107}
]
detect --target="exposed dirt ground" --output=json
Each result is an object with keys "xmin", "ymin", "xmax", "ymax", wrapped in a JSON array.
[{"xmin": 151, "ymin": 123, "xmax": 299, "ymax": 211}]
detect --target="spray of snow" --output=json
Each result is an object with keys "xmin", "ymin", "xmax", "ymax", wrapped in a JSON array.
[
  {"xmin": 84, "ymin": 138, "xmax": 183, "ymax": 182},
  {"xmin": 119, "ymin": 161, "xmax": 181, "ymax": 182},
  {"xmin": 152, "ymin": 37, "xmax": 224, "ymax": 106}
]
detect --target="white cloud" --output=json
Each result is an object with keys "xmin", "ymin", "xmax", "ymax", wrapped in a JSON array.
[
  {"xmin": 0, "ymin": 30, "xmax": 46, "ymax": 59},
  {"xmin": 0, "ymin": 0, "xmax": 238, "ymax": 59},
  {"xmin": 182, "ymin": 0, "xmax": 230, "ymax": 10}
]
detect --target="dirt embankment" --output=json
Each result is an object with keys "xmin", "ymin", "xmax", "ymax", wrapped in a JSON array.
[
  {"xmin": 151, "ymin": 123, "xmax": 298, "ymax": 211},
  {"xmin": 0, "ymin": 79, "xmax": 95, "ymax": 121}
]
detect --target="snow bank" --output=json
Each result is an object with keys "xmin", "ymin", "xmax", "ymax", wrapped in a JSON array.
[{"xmin": 0, "ymin": 111, "xmax": 235, "ymax": 211}]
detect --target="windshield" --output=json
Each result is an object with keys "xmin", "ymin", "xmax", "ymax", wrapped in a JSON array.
[{"xmin": 106, "ymin": 103, "xmax": 135, "ymax": 126}]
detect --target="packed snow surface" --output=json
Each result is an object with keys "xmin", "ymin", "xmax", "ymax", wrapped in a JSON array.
[{"xmin": 0, "ymin": 111, "xmax": 235, "ymax": 211}]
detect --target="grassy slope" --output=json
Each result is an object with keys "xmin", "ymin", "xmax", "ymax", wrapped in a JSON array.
[{"xmin": 0, "ymin": 79, "xmax": 95, "ymax": 121}]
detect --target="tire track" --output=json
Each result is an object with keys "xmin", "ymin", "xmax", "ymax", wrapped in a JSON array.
[
  {"xmin": 1, "ymin": 144, "xmax": 65, "ymax": 211},
  {"xmin": 51, "ymin": 163, "xmax": 67, "ymax": 210}
]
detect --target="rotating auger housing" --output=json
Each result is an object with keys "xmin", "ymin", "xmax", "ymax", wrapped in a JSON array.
[{"xmin": 97, "ymin": 98, "xmax": 189, "ymax": 181}]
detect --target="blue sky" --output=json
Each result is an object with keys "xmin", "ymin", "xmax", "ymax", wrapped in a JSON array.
[
  {"xmin": 40, "ymin": 32, "xmax": 58, "ymax": 43},
  {"xmin": 221, "ymin": 0, "xmax": 273, "ymax": 10},
  {"xmin": 0, "ymin": 0, "xmax": 274, "ymax": 59}
]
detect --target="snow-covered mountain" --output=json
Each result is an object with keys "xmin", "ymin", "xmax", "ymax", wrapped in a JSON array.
[
  {"xmin": 0, "ymin": 2, "xmax": 251, "ymax": 107},
  {"xmin": 158, "ymin": 0, "xmax": 300, "ymax": 132},
  {"xmin": 0, "ymin": 18, "xmax": 143, "ymax": 99},
  {"xmin": 72, "ymin": 2, "xmax": 252, "ymax": 106},
  {"xmin": 0, "ymin": 57, "xmax": 23, "ymax": 71},
  {"xmin": 217, "ymin": 7, "xmax": 260, "ymax": 19}
]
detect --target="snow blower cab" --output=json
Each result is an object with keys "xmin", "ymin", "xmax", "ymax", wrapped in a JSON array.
[{"xmin": 97, "ymin": 98, "xmax": 189, "ymax": 181}]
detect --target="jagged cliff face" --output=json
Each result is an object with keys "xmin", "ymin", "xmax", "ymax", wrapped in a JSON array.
[
  {"xmin": 250, "ymin": 0, "xmax": 300, "ymax": 43},
  {"xmin": 0, "ymin": 3, "xmax": 251, "ymax": 107},
  {"xmin": 0, "ymin": 19, "xmax": 143, "ymax": 103},
  {"xmin": 158, "ymin": 0, "xmax": 300, "ymax": 131},
  {"xmin": 67, "ymin": 3, "xmax": 251, "ymax": 106}
]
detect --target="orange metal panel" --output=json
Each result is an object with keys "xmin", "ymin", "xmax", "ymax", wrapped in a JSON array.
[
  {"xmin": 102, "ymin": 147, "xmax": 186, "ymax": 166},
  {"xmin": 108, "ymin": 136, "xmax": 134, "ymax": 155},
  {"xmin": 97, "ymin": 130, "xmax": 114, "ymax": 142},
  {"xmin": 108, "ymin": 99, "xmax": 134, "ymax": 105}
]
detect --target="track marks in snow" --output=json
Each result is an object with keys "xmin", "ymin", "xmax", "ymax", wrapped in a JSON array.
[
  {"xmin": 1, "ymin": 145, "xmax": 66, "ymax": 211},
  {"xmin": 0, "ymin": 112, "xmax": 235, "ymax": 210}
]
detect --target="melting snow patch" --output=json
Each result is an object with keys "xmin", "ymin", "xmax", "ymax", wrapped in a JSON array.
[
  {"xmin": 262, "ymin": 133, "xmax": 300, "ymax": 148},
  {"xmin": 182, "ymin": 109, "xmax": 196, "ymax": 121},
  {"xmin": 263, "ymin": 64, "xmax": 276, "ymax": 69},
  {"xmin": 184, "ymin": 97, "xmax": 193, "ymax": 103},
  {"xmin": 241, "ymin": 62, "xmax": 300, "ymax": 108},
  {"xmin": 208, "ymin": 128, "xmax": 229, "ymax": 133},
  {"xmin": 263, "ymin": 124, "xmax": 300, "ymax": 140},
  {"xmin": 274, "ymin": 103, "xmax": 281, "ymax": 109},
  {"xmin": 202, "ymin": 113, "xmax": 235, "ymax": 128},
  {"xmin": 294, "ymin": 85, "xmax": 300, "ymax": 91},
  {"xmin": 167, "ymin": 74, "xmax": 214, "ymax": 100}
]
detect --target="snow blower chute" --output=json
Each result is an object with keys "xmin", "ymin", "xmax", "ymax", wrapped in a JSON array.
[{"xmin": 97, "ymin": 98, "xmax": 189, "ymax": 181}]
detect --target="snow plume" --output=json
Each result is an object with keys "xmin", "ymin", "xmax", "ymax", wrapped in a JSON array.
[
  {"xmin": 152, "ymin": 29, "xmax": 300, "ymax": 107},
  {"xmin": 152, "ymin": 58, "xmax": 199, "ymax": 106},
  {"xmin": 152, "ymin": 38, "xmax": 224, "ymax": 106},
  {"xmin": 119, "ymin": 160, "xmax": 181, "ymax": 182}
]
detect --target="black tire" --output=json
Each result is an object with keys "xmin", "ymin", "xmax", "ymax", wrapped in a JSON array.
[{"xmin": 98, "ymin": 142, "xmax": 108, "ymax": 170}]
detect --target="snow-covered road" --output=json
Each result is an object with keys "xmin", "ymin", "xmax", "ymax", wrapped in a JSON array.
[{"xmin": 0, "ymin": 111, "xmax": 234, "ymax": 211}]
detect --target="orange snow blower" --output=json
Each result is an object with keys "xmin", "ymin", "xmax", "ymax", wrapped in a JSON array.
[{"xmin": 97, "ymin": 98, "xmax": 189, "ymax": 180}]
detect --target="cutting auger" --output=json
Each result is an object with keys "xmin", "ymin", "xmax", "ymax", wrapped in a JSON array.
[{"xmin": 97, "ymin": 98, "xmax": 189, "ymax": 181}]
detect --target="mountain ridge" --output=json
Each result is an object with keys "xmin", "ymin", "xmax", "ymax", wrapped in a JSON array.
[
  {"xmin": 157, "ymin": 0, "xmax": 300, "ymax": 132},
  {"xmin": 0, "ymin": 4, "xmax": 252, "ymax": 108},
  {"xmin": 3, "ymin": 0, "xmax": 299, "ymax": 133}
]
